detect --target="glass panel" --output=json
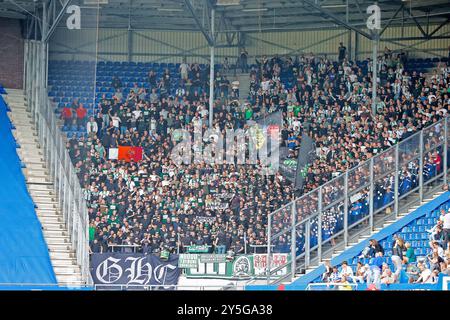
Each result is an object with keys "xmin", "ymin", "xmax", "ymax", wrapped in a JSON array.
[
  {"xmin": 423, "ymin": 121, "xmax": 445, "ymax": 152},
  {"xmin": 269, "ymin": 203, "xmax": 293, "ymax": 241},
  {"xmin": 423, "ymin": 145, "xmax": 444, "ymax": 184},
  {"xmin": 320, "ymin": 200, "xmax": 345, "ymax": 244},
  {"xmin": 295, "ymin": 189, "xmax": 319, "ymax": 223},
  {"xmin": 295, "ymin": 219, "xmax": 307, "ymax": 257},
  {"xmin": 374, "ymin": 147, "xmax": 396, "ymax": 180},
  {"xmin": 321, "ymin": 175, "xmax": 345, "ymax": 208},
  {"xmin": 373, "ymin": 173, "xmax": 395, "ymax": 212},
  {"xmin": 348, "ymin": 161, "xmax": 370, "ymax": 193},
  {"xmin": 348, "ymin": 186, "xmax": 370, "ymax": 227},
  {"xmin": 398, "ymin": 157, "xmax": 419, "ymax": 197},
  {"xmin": 399, "ymin": 132, "xmax": 420, "ymax": 165},
  {"xmin": 309, "ymin": 215, "xmax": 319, "ymax": 253}
]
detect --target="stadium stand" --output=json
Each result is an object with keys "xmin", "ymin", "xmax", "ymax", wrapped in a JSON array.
[
  {"xmin": 45, "ymin": 52, "xmax": 450, "ymax": 257},
  {"xmin": 246, "ymin": 191, "xmax": 450, "ymax": 291},
  {"xmin": 0, "ymin": 93, "xmax": 57, "ymax": 285}
]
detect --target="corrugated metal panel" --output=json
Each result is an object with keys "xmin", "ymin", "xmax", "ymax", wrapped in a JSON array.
[
  {"xmin": 98, "ymin": 29, "xmax": 128, "ymax": 55},
  {"xmin": 49, "ymin": 24, "xmax": 450, "ymax": 63},
  {"xmin": 249, "ymin": 29, "xmax": 349, "ymax": 58},
  {"xmin": 358, "ymin": 24, "xmax": 450, "ymax": 58}
]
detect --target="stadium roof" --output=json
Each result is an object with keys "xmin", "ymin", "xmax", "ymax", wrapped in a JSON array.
[{"xmin": 1, "ymin": 0, "xmax": 450, "ymax": 40}]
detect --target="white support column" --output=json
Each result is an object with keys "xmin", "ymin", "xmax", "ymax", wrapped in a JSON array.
[
  {"xmin": 344, "ymin": 172, "xmax": 349, "ymax": 246},
  {"xmin": 266, "ymin": 214, "xmax": 272, "ymax": 285},
  {"xmin": 371, "ymin": 33, "xmax": 378, "ymax": 116},
  {"xmin": 290, "ymin": 202, "xmax": 296, "ymax": 282},
  {"xmin": 317, "ymin": 188, "xmax": 323, "ymax": 262},
  {"xmin": 369, "ymin": 157, "xmax": 374, "ymax": 231},
  {"xmin": 209, "ymin": 8, "xmax": 215, "ymax": 128},
  {"xmin": 394, "ymin": 144, "xmax": 399, "ymax": 218},
  {"xmin": 444, "ymin": 117, "xmax": 448, "ymax": 186}
]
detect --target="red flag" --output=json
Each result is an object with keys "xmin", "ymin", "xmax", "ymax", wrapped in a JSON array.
[{"xmin": 118, "ymin": 146, "xmax": 143, "ymax": 162}]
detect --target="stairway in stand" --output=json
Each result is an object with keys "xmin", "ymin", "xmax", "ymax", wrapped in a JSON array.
[
  {"xmin": 4, "ymin": 89, "xmax": 85, "ymax": 286},
  {"xmin": 235, "ymin": 72, "xmax": 251, "ymax": 106}
]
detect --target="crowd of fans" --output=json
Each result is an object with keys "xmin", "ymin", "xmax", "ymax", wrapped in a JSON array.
[
  {"xmin": 320, "ymin": 206, "xmax": 450, "ymax": 289},
  {"xmin": 247, "ymin": 48, "xmax": 449, "ymax": 195},
  {"xmin": 57, "ymin": 44, "xmax": 450, "ymax": 256}
]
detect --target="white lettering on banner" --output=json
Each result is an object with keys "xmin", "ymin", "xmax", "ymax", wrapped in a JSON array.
[
  {"xmin": 96, "ymin": 257, "xmax": 123, "ymax": 284},
  {"xmin": 66, "ymin": 5, "xmax": 81, "ymax": 30},
  {"xmin": 190, "ymin": 262, "xmax": 227, "ymax": 276},
  {"xmin": 253, "ymin": 254, "xmax": 288, "ymax": 276},
  {"xmin": 125, "ymin": 257, "xmax": 152, "ymax": 285},
  {"xmin": 366, "ymin": 4, "xmax": 381, "ymax": 30},
  {"xmin": 233, "ymin": 256, "xmax": 251, "ymax": 277},
  {"xmin": 154, "ymin": 264, "xmax": 178, "ymax": 284},
  {"xmin": 94, "ymin": 256, "xmax": 178, "ymax": 285}
]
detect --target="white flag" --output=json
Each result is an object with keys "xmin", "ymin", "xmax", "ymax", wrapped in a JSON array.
[{"xmin": 109, "ymin": 148, "xmax": 119, "ymax": 160}]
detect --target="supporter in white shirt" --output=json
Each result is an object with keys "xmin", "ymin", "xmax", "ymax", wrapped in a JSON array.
[
  {"xmin": 132, "ymin": 108, "xmax": 142, "ymax": 120},
  {"xmin": 180, "ymin": 62, "xmax": 190, "ymax": 80},
  {"xmin": 444, "ymin": 212, "xmax": 450, "ymax": 249},
  {"xmin": 415, "ymin": 263, "xmax": 432, "ymax": 283},
  {"xmin": 339, "ymin": 261, "xmax": 354, "ymax": 280},
  {"xmin": 261, "ymin": 79, "xmax": 270, "ymax": 92},
  {"xmin": 86, "ymin": 117, "xmax": 98, "ymax": 135},
  {"xmin": 111, "ymin": 114, "xmax": 121, "ymax": 128}
]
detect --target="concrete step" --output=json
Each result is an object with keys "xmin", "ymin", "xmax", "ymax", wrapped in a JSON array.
[
  {"xmin": 43, "ymin": 229, "xmax": 69, "ymax": 237},
  {"xmin": 19, "ymin": 154, "xmax": 44, "ymax": 163},
  {"xmin": 38, "ymin": 216, "xmax": 64, "ymax": 224},
  {"xmin": 24, "ymin": 170, "xmax": 49, "ymax": 179},
  {"xmin": 37, "ymin": 213, "xmax": 61, "ymax": 220},
  {"xmin": 57, "ymin": 275, "xmax": 85, "ymax": 284},
  {"xmin": 23, "ymin": 159, "xmax": 46, "ymax": 166},
  {"xmin": 33, "ymin": 196, "xmax": 57, "ymax": 204},
  {"xmin": 11, "ymin": 120, "xmax": 34, "ymax": 127},
  {"xmin": 52, "ymin": 259, "xmax": 78, "ymax": 267},
  {"xmin": 30, "ymin": 190, "xmax": 55, "ymax": 197},
  {"xmin": 28, "ymin": 180, "xmax": 52, "ymax": 187},
  {"xmin": 49, "ymin": 251, "xmax": 76, "ymax": 260},
  {"xmin": 15, "ymin": 133, "xmax": 38, "ymax": 141},
  {"xmin": 43, "ymin": 224, "xmax": 66, "ymax": 232},
  {"xmin": 46, "ymin": 238, "xmax": 70, "ymax": 246},
  {"xmin": 28, "ymin": 183, "xmax": 53, "ymax": 191},
  {"xmin": 36, "ymin": 201, "xmax": 58, "ymax": 208},
  {"xmin": 48, "ymin": 244, "xmax": 73, "ymax": 252},
  {"xmin": 53, "ymin": 266, "xmax": 81, "ymax": 275}
]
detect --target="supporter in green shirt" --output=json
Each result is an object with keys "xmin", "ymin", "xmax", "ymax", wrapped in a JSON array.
[
  {"xmin": 89, "ymin": 223, "xmax": 96, "ymax": 242},
  {"xmin": 404, "ymin": 242, "xmax": 416, "ymax": 263},
  {"xmin": 293, "ymin": 104, "xmax": 301, "ymax": 117},
  {"xmin": 245, "ymin": 106, "xmax": 253, "ymax": 120}
]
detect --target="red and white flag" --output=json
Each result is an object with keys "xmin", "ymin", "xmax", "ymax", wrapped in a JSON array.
[{"xmin": 109, "ymin": 146, "xmax": 143, "ymax": 162}]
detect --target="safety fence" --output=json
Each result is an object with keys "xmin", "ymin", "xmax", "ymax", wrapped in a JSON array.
[{"xmin": 24, "ymin": 40, "xmax": 93, "ymax": 285}]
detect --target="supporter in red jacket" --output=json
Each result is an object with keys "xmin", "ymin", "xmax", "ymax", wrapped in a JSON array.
[
  {"xmin": 61, "ymin": 105, "xmax": 73, "ymax": 127},
  {"xmin": 76, "ymin": 103, "xmax": 87, "ymax": 129}
]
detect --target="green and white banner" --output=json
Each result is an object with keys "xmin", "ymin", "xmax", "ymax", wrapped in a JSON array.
[{"xmin": 180, "ymin": 254, "xmax": 290, "ymax": 279}]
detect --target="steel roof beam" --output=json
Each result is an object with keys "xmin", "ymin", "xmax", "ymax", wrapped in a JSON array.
[
  {"xmin": 44, "ymin": 0, "xmax": 73, "ymax": 43},
  {"xmin": 302, "ymin": 0, "xmax": 372, "ymax": 40},
  {"xmin": 184, "ymin": 0, "xmax": 214, "ymax": 46}
]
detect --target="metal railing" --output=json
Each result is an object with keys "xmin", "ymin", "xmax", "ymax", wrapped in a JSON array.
[
  {"xmin": 266, "ymin": 116, "xmax": 449, "ymax": 284},
  {"xmin": 24, "ymin": 40, "xmax": 93, "ymax": 286}
]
